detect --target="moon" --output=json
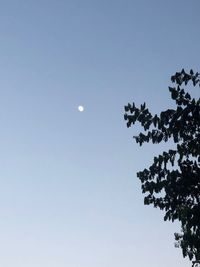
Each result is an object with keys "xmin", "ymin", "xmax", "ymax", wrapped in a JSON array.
[{"xmin": 78, "ymin": 105, "xmax": 84, "ymax": 112}]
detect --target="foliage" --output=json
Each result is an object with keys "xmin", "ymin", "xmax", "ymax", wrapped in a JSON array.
[{"xmin": 124, "ymin": 69, "xmax": 200, "ymax": 261}]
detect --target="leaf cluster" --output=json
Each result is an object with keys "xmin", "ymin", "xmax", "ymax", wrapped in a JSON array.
[{"xmin": 124, "ymin": 69, "xmax": 200, "ymax": 261}]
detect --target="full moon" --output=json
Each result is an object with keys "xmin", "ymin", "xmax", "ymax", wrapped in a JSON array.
[{"xmin": 78, "ymin": 105, "xmax": 84, "ymax": 112}]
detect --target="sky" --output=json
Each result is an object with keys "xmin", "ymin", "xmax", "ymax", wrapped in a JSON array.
[{"xmin": 0, "ymin": 1, "xmax": 199, "ymax": 266}]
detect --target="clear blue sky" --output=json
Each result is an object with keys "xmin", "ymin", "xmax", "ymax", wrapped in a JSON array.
[{"xmin": 0, "ymin": 1, "xmax": 199, "ymax": 266}]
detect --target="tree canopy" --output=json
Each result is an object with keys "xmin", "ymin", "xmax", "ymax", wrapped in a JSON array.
[{"xmin": 124, "ymin": 69, "xmax": 200, "ymax": 261}]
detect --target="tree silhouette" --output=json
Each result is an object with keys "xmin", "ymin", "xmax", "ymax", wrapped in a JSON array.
[{"xmin": 124, "ymin": 69, "xmax": 200, "ymax": 261}]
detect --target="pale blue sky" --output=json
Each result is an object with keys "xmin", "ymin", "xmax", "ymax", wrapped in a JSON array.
[{"xmin": 0, "ymin": 1, "xmax": 199, "ymax": 266}]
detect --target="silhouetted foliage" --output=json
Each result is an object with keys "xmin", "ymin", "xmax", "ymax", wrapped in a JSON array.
[{"xmin": 124, "ymin": 69, "xmax": 200, "ymax": 261}]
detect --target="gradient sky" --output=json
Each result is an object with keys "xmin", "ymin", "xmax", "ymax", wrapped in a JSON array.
[{"xmin": 0, "ymin": 1, "xmax": 199, "ymax": 266}]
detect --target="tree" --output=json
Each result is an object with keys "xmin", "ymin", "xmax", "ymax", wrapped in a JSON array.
[{"xmin": 124, "ymin": 69, "xmax": 200, "ymax": 262}]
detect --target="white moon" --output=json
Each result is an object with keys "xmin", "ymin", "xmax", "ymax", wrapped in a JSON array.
[{"xmin": 78, "ymin": 105, "xmax": 84, "ymax": 112}]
